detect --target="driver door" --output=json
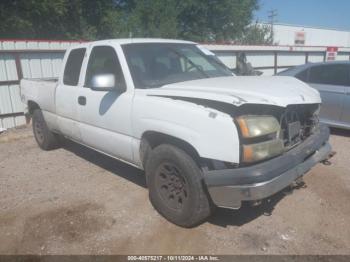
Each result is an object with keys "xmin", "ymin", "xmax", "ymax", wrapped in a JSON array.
[{"xmin": 77, "ymin": 45, "xmax": 134, "ymax": 162}]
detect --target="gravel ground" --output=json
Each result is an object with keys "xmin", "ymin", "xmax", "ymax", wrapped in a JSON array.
[{"xmin": 0, "ymin": 125, "xmax": 349, "ymax": 255}]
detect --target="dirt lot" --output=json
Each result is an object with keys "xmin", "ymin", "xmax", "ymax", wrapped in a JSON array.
[{"xmin": 0, "ymin": 125, "xmax": 350, "ymax": 255}]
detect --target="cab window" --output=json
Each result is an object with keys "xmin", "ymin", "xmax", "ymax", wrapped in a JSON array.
[
  {"xmin": 63, "ymin": 48, "xmax": 86, "ymax": 86},
  {"xmin": 85, "ymin": 46, "xmax": 126, "ymax": 90}
]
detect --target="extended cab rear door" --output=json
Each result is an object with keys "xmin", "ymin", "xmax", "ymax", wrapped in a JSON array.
[
  {"xmin": 77, "ymin": 43, "xmax": 134, "ymax": 163},
  {"xmin": 56, "ymin": 47, "xmax": 87, "ymax": 141}
]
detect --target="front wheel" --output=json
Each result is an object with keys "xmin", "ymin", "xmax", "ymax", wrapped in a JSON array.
[
  {"xmin": 32, "ymin": 109, "xmax": 60, "ymax": 150},
  {"xmin": 146, "ymin": 144, "xmax": 213, "ymax": 227}
]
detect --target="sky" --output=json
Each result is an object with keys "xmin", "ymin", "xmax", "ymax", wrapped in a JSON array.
[{"xmin": 255, "ymin": 0, "xmax": 350, "ymax": 31}]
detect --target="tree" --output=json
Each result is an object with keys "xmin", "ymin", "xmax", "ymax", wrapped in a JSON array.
[
  {"xmin": 0, "ymin": 0, "xmax": 121, "ymax": 40},
  {"xmin": 125, "ymin": 0, "xmax": 179, "ymax": 38},
  {"xmin": 0, "ymin": 0, "xmax": 69, "ymax": 39},
  {"xmin": 177, "ymin": 0, "xmax": 259, "ymax": 42},
  {"xmin": 238, "ymin": 22, "xmax": 273, "ymax": 45},
  {"xmin": 0, "ymin": 0, "xmax": 264, "ymax": 43}
]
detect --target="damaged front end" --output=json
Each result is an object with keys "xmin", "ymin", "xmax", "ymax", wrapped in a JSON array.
[
  {"xmin": 201, "ymin": 103, "xmax": 333, "ymax": 209},
  {"xmin": 234, "ymin": 103, "xmax": 321, "ymax": 165},
  {"xmin": 204, "ymin": 123, "xmax": 332, "ymax": 209},
  {"xmin": 196, "ymin": 102, "xmax": 322, "ymax": 168}
]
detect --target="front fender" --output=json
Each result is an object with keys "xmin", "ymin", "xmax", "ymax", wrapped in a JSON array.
[
  {"xmin": 134, "ymin": 117, "xmax": 240, "ymax": 165},
  {"xmin": 132, "ymin": 94, "xmax": 240, "ymax": 165}
]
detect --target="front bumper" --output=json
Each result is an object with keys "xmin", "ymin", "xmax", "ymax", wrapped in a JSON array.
[{"xmin": 204, "ymin": 124, "xmax": 332, "ymax": 209}]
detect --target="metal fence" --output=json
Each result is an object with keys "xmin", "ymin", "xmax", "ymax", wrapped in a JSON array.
[
  {"xmin": 1, "ymin": 39, "xmax": 350, "ymax": 129},
  {"xmin": 207, "ymin": 45, "xmax": 350, "ymax": 75},
  {"xmin": 0, "ymin": 40, "xmax": 81, "ymax": 129}
]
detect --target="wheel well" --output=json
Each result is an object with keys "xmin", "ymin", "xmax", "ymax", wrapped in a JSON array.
[
  {"xmin": 140, "ymin": 131, "xmax": 201, "ymax": 167},
  {"xmin": 27, "ymin": 101, "xmax": 40, "ymax": 115}
]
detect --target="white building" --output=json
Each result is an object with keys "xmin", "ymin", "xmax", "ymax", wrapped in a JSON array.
[{"xmin": 268, "ymin": 23, "xmax": 350, "ymax": 47}]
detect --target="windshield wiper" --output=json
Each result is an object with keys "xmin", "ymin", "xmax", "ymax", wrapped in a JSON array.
[{"xmin": 168, "ymin": 48, "xmax": 210, "ymax": 78}]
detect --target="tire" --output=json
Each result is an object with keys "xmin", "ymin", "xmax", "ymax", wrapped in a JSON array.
[
  {"xmin": 32, "ymin": 109, "xmax": 60, "ymax": 150},
  {"xmin": 146, "ymin": 144, "xmax": 213, "ymax": 227}
]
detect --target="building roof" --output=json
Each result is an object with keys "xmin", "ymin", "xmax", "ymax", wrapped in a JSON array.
[
  {"xmin": 259, "ymin": 22, "xmax": 350, "ymax": 32},
  {"xmin": 88, "ymin": 38, "xmax": 195, "ymax": 45}
]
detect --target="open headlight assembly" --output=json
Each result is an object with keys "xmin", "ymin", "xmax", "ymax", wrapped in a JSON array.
[
  {"xmin": 237, "ymin": 115, "xmax": 281, "ymax": 138},
  {"xmin": 237, "ymin": 115, "xmax": 284, "ymax": 163},
  {"xmin": 242, "ymin": 139, "xmax": 284, "ymax": 163}
]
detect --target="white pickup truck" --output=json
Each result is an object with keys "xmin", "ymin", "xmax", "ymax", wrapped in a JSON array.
[{"xmin": 20, "ymin": 39, "xmax": 332, "ymax": 227}]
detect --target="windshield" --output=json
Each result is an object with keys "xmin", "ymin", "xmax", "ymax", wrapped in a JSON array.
[{"xmin": 122, "ymin": 43, "xmax": 233, "ymax": 89}]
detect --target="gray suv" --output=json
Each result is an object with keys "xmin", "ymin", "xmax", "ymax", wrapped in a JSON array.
[{"xmin": 278, "ymin": 61, "xmax": 350, "ymax": 129}]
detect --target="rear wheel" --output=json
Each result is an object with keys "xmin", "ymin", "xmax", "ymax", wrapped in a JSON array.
[
  {"xmin": 146, "ymin": 144, "xmax": 213, "ymax": 227},
  {"xmin": 32, "ymin": 109, "xmax": 60, "ymax": 150}
]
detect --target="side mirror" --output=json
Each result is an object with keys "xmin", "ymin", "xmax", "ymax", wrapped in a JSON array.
[{"xmin": 90, "ymin": 74, "xmax": 116, "ymax": 91}]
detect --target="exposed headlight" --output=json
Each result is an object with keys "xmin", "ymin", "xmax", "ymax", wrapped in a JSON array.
[
  {"xmin": 237, "ymin": 115, "xmax": 280, "ymax": 138},
  {"xmin": 236, "ymin": 115, "xmax": 284, "ymax": 163},
  {"xmin": 242, "ymin": 139, "xmax": 284, "ymax": 163}
]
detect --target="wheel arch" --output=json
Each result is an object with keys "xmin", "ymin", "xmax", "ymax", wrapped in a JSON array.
[
  {"xmin": 140, "ymin": 131, "xmax": 202, "ymax": 168},
  {"xmin": 27, "ymin": 100, "xmax": 41, "ymax": 115}
]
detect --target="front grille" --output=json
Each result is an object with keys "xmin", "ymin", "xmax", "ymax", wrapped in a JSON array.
[{"xmin": 279, "ymin": 104, "xmax": 319, "ymax": 148}]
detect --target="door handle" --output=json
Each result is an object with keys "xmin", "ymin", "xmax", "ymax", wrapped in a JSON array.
[{"xmin": 78, "ymin": 96, "xmax": 86, "ymax": 106}]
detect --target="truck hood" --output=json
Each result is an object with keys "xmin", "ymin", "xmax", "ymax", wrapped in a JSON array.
[{"xmin": 144, "ymin": 76, "xmax": 321, "ymax": 107}]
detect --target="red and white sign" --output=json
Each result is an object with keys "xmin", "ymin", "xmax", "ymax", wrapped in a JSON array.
[
  {"xmin": 294, "ymin": 31, "xmax": 305, "ymax": 45},
  {"xmin": 326, "ymin": 46, "xmax": 338, "ymax": 61}
]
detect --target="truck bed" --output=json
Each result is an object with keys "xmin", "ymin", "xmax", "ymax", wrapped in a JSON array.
[{"xmin": 20, "ymin": 78, "xmax": 58, "ymax": 114}]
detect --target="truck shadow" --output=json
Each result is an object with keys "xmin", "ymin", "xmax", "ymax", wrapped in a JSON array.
[
  {"xmin": 330, "ymin": 127, "xmax": 350, "ymax": 137},
  {"xmin": 208, "ymin": 187, "xmax": 298, "ymax": 228},
  {"xmin": 61, "ymin": 139, "xmax": 147, "ymax": 188},
  {"xmin": 61, "ymin": 139, "xmax": 299, "ymax": 228}
]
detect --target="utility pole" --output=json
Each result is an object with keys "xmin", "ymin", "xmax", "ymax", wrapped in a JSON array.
[{"xmin": 268, "ymin": 9, "xmax": 278, "ymax": 44}]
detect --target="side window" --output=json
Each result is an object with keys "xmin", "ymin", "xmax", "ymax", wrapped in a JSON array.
[
  {"xmin": 295, "ymin": 69, "xmax": 308, "ymax": 82},
  {"xmin": 63, "ymin": 48, "xmax": 86, "ymax": 86},
  {"xmin": 85, "ymin": 46, "xmax": 126, "ymax": 90},
  {"xmin": 309, "ymin": 64, "xmax": 350, "ymax": 86}
]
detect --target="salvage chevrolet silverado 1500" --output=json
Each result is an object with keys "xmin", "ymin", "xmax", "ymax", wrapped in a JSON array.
[{"xmin": 20, "ymin": 39, "xmax": 332, "ymax": 227}]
